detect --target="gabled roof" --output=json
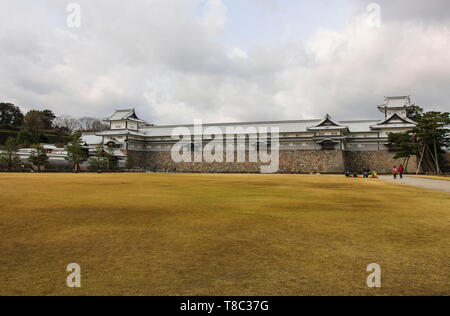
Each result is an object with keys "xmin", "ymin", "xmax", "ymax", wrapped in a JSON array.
[
  {"xmin": 307, "ymin": 114, "xmax": 349, "ymax": 131},
  {"xmin": 105, "ymin": 109, "xmax": 146, "ymax": 123},
  {"xmin": 370, "ymin": 113, "xmax": 417, "ymax": 130}
]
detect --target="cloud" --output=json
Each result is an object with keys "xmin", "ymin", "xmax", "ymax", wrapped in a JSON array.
[
  {"xmin": 227, "ymin": 48, "xmax": 248, "ymax": 60},
  {"xmin": 353, "ymin": 0, "xmax": 450, "ymax": 23},
  {"xmin": 199, "ymin": 0, "xmax": 229, "ymax": 34},
  {"xmin": 0, "ymin": 0, "xmax": 449, "ymax": 126},
  {"xmin": 275, "ymin": 15, "xmax": 450, "ymax": 120}
]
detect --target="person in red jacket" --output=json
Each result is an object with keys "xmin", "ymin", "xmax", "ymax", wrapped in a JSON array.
[
  {"xmin": 398, "ymin": 165, "xmax": 404, "ymax": 179},
  {"xmin": 393, "ymin": 166, "xmax": 398, "ymax": 179}
]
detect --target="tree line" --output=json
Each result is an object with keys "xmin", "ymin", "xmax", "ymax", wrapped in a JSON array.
[
  {"xmin": 0, "ymin": 130, "xmax": 135, "ymax": 173},
  {"xmin": 0, "ymin": 102, "xmax": 137, "ymax": 173},
  {"xmin": 0, "ymin": 102, "xmax": 108, "ymax": 147}
]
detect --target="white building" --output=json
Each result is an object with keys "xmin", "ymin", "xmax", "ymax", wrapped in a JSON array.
[{"xmin": 95, "ymin": 96, "xmax": 419, "ymax": 153}]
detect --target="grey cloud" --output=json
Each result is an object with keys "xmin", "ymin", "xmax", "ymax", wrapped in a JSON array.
[{"xmin": 0, "ymin": 0, "xmax": 449, "ymax": 126}]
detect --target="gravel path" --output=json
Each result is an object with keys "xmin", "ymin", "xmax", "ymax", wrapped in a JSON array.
[{"xmin": 379, "ymin": 175, "xmax": 450, "ymax": 193}]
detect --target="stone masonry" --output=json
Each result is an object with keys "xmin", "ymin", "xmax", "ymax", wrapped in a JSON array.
[
  {"xmin": 128, "ymin": 150, "xmax": 416, "ymax": 174},
  {"xmin": 344, "ymin": 151, "xmax": 418, "ymax": 174}
]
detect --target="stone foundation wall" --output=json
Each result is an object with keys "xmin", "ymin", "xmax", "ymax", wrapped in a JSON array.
[
  {"xmin": 129, "ymin": 149, "xmax": 418, "ymax": 174},
  {"xmin": 129, "ymin": 150, "xmax": 346, "ymax": 173},
  {"xmin": 344, "ymin": 151, "xmax": 418, "ymax": 174}
]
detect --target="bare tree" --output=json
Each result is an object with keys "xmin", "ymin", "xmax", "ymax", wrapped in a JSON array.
[
  {"xmin": 78, "ymin": 117, "xmax": 109, "ymax": 132},
  {"xmin": 55, "ymin": 116, "xmax": 108, "ymax": 134},
  {"xmin": 54, "ymin": 116, "xmax": 80, "ymax": 134},
  {"xmin": 92, "ymin": 119, "xmax": 109, "ymax": 132}
]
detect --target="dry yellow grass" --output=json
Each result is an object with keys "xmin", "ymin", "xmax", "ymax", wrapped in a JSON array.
[{"xmin": 0, "ymin": 173, "xmax": 449, "ymax": 296}]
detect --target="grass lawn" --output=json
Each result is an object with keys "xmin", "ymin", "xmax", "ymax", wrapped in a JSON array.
[{"xmin": 0, "ymin": 173, "xmax": 449, "ymax": 296}]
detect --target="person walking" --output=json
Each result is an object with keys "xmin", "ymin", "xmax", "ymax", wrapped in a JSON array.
[
  {"xmin": 399, "ymin": 165, "xmax": 404, "ymax": 179},
  {"xmin": 392, "ymin": 166, "xmax": 398, "ymax": 179}
]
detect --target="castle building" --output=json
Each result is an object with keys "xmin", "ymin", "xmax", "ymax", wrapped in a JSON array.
[{"xmin": 93, "ymin": 96, "xmax": 420, "ymax": 173}]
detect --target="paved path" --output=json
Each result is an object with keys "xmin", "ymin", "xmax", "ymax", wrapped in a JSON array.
[{"xmin": 379, "ymin": 175, "xmax": 450, "ymax": 193}]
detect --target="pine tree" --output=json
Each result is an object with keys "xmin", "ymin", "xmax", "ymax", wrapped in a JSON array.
[
  {"xmin": 0, "ymin": 137, "xmax": 21, "ymax": 172},
  {"xmin": 88, "ymin": 144, "xmax": 108, "ymax": 172},
  {"xmin": 105, "ymin": 144, "xmax": 118, "ymax": 171},
  {"xmin": 388, "ymin": 132, "xmax": 420, "ymax": 169},
  {"xmin": 65, "ymin": 130, "xmax": 88, "ymax": 173},
  {"xmin": 27, "ymin": 145, "xmax": 49, "ymax": 172},
  {"xmin": 389, "ymin": 110, "xmax": 450, "ymax": 174}
]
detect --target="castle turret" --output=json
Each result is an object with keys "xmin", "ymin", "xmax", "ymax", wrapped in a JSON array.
[
  {"xmin": 377, "ymin": 96, "xmax": 419, "ymax": 120},
  {"xmin": 104, "ymin": 108, "xmax": 147, "ymax": 131}
]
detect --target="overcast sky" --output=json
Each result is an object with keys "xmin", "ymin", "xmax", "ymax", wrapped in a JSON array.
[{"xmin": 0, "ymin": 0, "xmax": 449, "ymax": 124}]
